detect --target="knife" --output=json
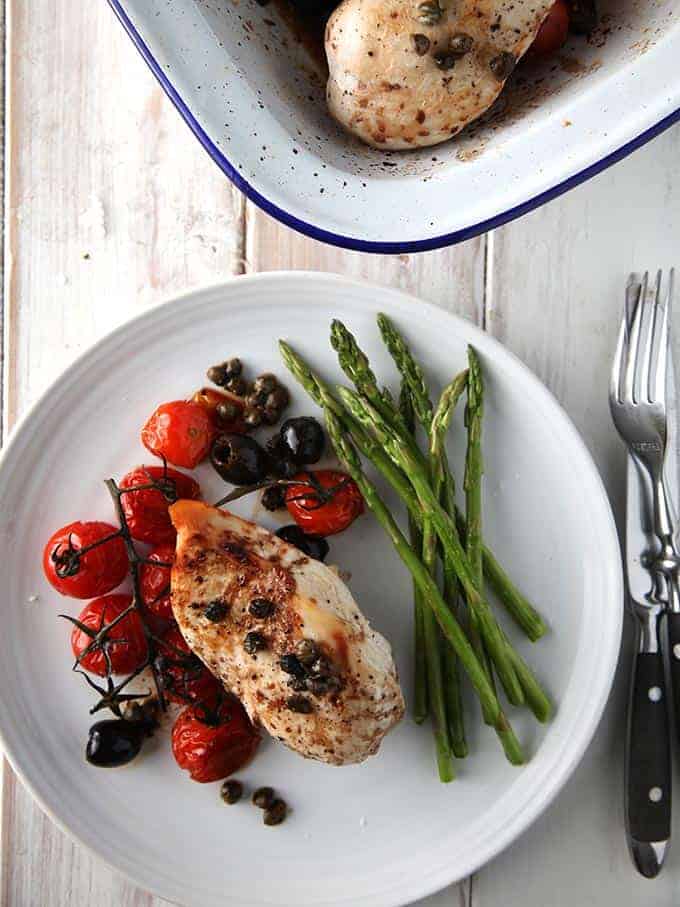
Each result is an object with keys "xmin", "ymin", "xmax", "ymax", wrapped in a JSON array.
[{"xmin": 624, "ymin": 282, "xmax": 672, "ymax": 878}]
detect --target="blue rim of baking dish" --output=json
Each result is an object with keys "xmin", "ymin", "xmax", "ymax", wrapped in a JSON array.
[{"xmin": 108, "ymin": 0, "xmax": 680, "ymax": 254}]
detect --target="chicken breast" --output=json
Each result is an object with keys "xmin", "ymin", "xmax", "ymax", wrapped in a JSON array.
[
  {"xmin": 170, "ymin": 500, "xmax": 404, "ymax": 765},
  {"xmin": 325, "ymin": 0, "xmax": 554, "ymax": 149}
]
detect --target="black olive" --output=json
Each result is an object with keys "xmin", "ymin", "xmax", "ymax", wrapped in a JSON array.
[
  {"xmin": 280, "ymin": 654, "xmax": 306, "ymax": 678},
  {"xmin": 276, "ymin": 525, "xmax": 329, "ymax": 562},
  {"xmin": 85, "ymin": 719, "xmax": 145, "ymax": 768},
  {"xmin": 211, "ymin": 433, "xmax": 269, "ymax": 485},
  {"xmin": 262, "ymin": 484, "xmax": 287, "ymax": 511},
  {"xmin": 249, "ymin": 597, "xmax": 276, "ymax": 619},
  {"xmin": 263, "ymin": 799, "xmax": 287, "ymax": 826},
  {"xmin": 286, "ymin": 695, "xmax": 313, "ymax": 714},
  {"xmin": 252, "ymin": 786, "xmax": 275, "ymax": 809},
  {"xmin": 568, "ymin": 0, "xmax": 598, "ymax": 34},
  {"xmin": 244, "ymin": 631, "xmax": 267, "ymax": 654},
  {"xmin": 221, "ymin": 779, "xmax": 243, "ymax": 804},
  {"xmin": 265, "ymin": 436, "xmax": 298, "ymax": 478},
  {"xmin": 279, "ymin": 417, "xmax": 325, "ymax": 465},
  {"xmin": 294, "ymin": 638, "xmax": 319, "ymax": 666},
  {"xmin": 204, "ymin": 600, "xmax": 229, "ymax": 622}
]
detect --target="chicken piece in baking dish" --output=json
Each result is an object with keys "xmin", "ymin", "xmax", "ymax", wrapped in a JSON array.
[
  {"xmin": 325, "ymin": 0, "xmax": 555, "ymax": 149},
  {"xmin": 170, "ymin": 500, "xmax": 404, "ymax": 765}
]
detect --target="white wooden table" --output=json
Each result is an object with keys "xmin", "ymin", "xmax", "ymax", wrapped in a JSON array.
[{"xmin": 3, "ymin": 2, "xmax": 680, "ymax": 905}]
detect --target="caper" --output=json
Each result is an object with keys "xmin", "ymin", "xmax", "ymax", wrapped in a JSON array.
[
  {"xmin": 262, "ymin": 485, "xmax": 287, "ymax": 511},
  {"xmin": 267, "ymin": 385, "xmax": 290, "ymax": 411},
  {"xmin": 249, "ymin": 597, "xmax": 276, "ymax": 619},
  {"xmin": 207, "ymin": 365, "xmax": 227, "ymax": 386},
  {"xmin": 262, "ymin": 404, "xmax": 280, "ymax": 426},
  {"xmin": 263, "ymin": 799, "xmax": 287, "ymax": 826},
  {"xmin": 204, "ymin": 600, "xmax": 229, "ymax": 622},
  {"xmin": 294, "ymin": 638, "xmax": 319, "ymax": 666},
  {"xmin": 246, "ymin": 389, "xmax": 268, "ymax": 409},
  {"xmin": 416, "ymin": 0, "xmax": 442, "ymax": 25},
  {"xmin": 244, "ymin": 406, "xmax": 264, "ymax": 429},
  {"xmin": 243, "ymin": 631, "xmax": 267, "ymax": 654},
  {"xmin": 489, "ymin": 51, "xmax": 516, "ymax": 80},
  {"xmin": 411, "ymin": 33, "xmax": 431, "ymax": 55},
  {"xmin": 308, "ymin": 676, "xmax": 331, "ymax": 696},
  {"xmin": 220, "ymin": 779, "xmax": 243, "ymax": 804},
  {"xmin": 288, "ymin": 675, "xmax": 308, "ymax": 692},
  {"xmin": 280, "ymin": 654, "xmax": 306, "ymax": 678},
  {"xmin": 253, "ymin": 373, "xmax": 278, "ymax": 395},
  {"xmin": 216, "ymin": 401, "xmax": 239, "ymax": 424},
  {"xmin": 223, "ymin": 358, "xmax": 242, "ymax": 379},
  {"xmin": 287, "ymin": 694, "xmax": 313, "ymax": 714},
  {"xmin": 449, "ymin": 32, "xmax": 473, "ymax": 55},
  {"xmin": 225, "ymin": 376, "xmax": 248, "ymax": 396},
  {"xmin": 252, "ymin": 786, "xmax": 275, "ymax": 809},
  {"xmin": 309, "ymin": 655, "xmax": 331, "ymax": 677}
]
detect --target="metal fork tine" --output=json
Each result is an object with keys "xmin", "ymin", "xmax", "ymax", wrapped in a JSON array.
[
  {"xmin": 640, "ymin": 273, "xmax": 660, "ymax": 404},
  {"xmin": 624, "ymin": 272, "xmax": 648, "ymax": 404},
  {"xmin": 652, "ymin": 271, "xmax": 670, "ymax": 406},
  {"xmin": 611, "ymin": 305, "xmax": 628, "ymax": 405}
]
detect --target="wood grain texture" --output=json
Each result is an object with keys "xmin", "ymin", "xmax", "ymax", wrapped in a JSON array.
[{"xmin": 473, "ymin": 121, "xmax": 680, "ymax": 907}]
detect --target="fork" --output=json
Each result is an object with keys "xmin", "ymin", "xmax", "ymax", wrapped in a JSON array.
[{"xmin": 610, "ymin": 269, "xmax": 676, "ymax": 876}]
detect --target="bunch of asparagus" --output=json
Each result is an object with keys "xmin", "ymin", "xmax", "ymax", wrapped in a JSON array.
[{"xmin": 280, "ymin": 315, "xmax": 551, "ymax": 781}]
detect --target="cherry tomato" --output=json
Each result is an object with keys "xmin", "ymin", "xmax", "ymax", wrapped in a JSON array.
[
  {"xmin": 43, "ymin": 521, "xmax": 128, "ymax": 599},
  {"xmin": 141, "ymin": 400, "xmax": 214, "ymax": 469},
  {"xmin": 172, "ymin": 695, "xmax": 260, "ymax": 783},
  {"xmin": 285, "ymin": 469, "xmax": 364, "ymax": 536},
  {"xmin": 70, "ymin": 594, "xmax": 147, "ymax": 676},
  {"xmin": 139, "ymin": 544, "xmax": 175, "ymax": 622},
  {"xmin": 191, "ymin": 388, "xmax": 247, "ymax": 434},
  {"xmin": 157, "ymin": 625, "xmax": 221, "ymax": 704},
  {"xmin": 119, "ymin": 466, "xmax": 201, "ymax": 545},
  {"xmin": 529, "ymin": 0, "xmax": 570, "ymax": 56}
]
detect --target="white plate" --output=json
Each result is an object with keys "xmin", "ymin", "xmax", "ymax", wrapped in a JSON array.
[
  {"xmin": 107, "ymin": 0, "xmax": 680, "ymax": 251},
  {"xmin": 0, "ymin": 273, "xmax": 622, "ymax": 906}
]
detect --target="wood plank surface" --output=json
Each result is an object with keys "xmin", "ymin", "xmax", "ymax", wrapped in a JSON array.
[{"xmin": 3, "ymin": 0, "xmax": 680, "ymax": 903}]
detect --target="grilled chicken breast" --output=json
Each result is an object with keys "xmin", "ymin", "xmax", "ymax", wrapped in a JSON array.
[
  {"xmin": 170, "ymin": 500, "xmax": 404, "ymax": 765},
  {"xmin": 325, "ymin": 0, "xmax": 554, "ymax": 149}
]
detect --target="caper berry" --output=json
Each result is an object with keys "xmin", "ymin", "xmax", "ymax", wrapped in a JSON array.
[
  {"xmin": 216, "ymin": 401, "xmax": 239, "ymax": 424},
  {"xmin": 489, "ymin": 51, "xmax": 516, "ymax": 80},
  {"xmin": 244, "ymin": 406, "xmax": 264, "ymax": 429},
  {"xmin": 263, "ymin": 799, "xmax": 287, "ymax": 826},
  {"xmin": 225, "ymin": 376, "xmax": 248, "ymax": 396},
  {"xmin": 262, "ymin": 484, "xmax": 287, "ymax": 511},
  {"xmin": 207, "ymin": 365, "xmax": 227, "ymax": 386},
  {"xmin": 249, "ymin": 597, "xmax": 276, "ymax": 619},
  {"xmin": 411, "ymin": 33, "xmax": 430, "ymax": 55},
  {"xmin": 244, "ymin": 631, "xmax": 267, "ymax": 654},
  {"xmin": 252, "ymin": 786, "xmax": 275, "ymax": 809},
  {"xmin": 280, "ymin": 654, "xmax": 306, "ymax": 678},
  {"xmin": 221, "ymin": 779, "xmax": 243, "ymax": 804},
  {"xmin": 204, "ymin": 600, "xmax": 229, "ymax": 622},
  {"xmin": 449, "ymin": 32, "xmax": 473, "ymax": 55},
  {"xmin": 294, "ymin": 638, "xmax": 319, "ymax": 666},
  {"xmin": 287, "ymin": 694, "xmax": 313, "ymax": 714},
  {"xmin": 253, "ymin": 373, "xmax": 278, "ymax": 395}
]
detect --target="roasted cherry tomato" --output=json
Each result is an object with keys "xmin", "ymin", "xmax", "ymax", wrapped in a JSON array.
[
  {"xmin": 141, "ymin": 400, "xmax": 214, "ymax": 469},
  {"xmin": 157, "ymin": 625, "xmax": 221, "ymax": 704},
  {"xmin": 139, "ymin": 543, "xmax": 175, "ymax": 622},
  {"xmin": 529, "ymin": 0, "xmax": 570, "ymax": 56},
  {"xmin": 171, "ymin": 695, "xmax": 260, "ymax": 783},
  {"xmin": 191, "ymin": 388, "xmax": 247, "ymax": 434},
  {"xmin": 285, "ymin": 469, "xmax": 364, "ymax": 536},
  {"xmin": 43, "ymin": 521, "xmax": 128, "ymax": 599},
  {"xmin": 119, "ymin": 466, "xmax": 201, "ymax": 545},
  {"xmin": 70, "ymin": 594, "xmax": 147, "ymax": 676}
]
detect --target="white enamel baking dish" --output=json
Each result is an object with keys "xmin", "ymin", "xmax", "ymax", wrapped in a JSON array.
[{"xmin": 108, "ymin": 0, "xmax": 679, "ymax": 252}]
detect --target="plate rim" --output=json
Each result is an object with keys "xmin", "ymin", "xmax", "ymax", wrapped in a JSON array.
[
  {"xmin": 0, "ymin": 272, "xmax": 624, "ymax": 905},
  {"xmin": 106, "ymin": 0, "xmax": 680, "ymax": 255}
]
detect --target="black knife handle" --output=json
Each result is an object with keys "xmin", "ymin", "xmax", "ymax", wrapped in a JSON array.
[
  {"xmin": 666, "ymin": 611, "xmax": 680, "ymax": 742},
  {"xmin": 626, "ymin": 642, "xmax": 671, "ymax": 851}
]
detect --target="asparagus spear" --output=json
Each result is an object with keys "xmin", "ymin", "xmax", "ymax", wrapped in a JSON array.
[
  {"xmin": 400, "ymin": 383, "xmax": 428, "ymax": 724},
  {"xmin": 279, "ymin": 341, "xmax": 547, "ymax": 640},
  {"xmin": 325, "ymin": 409, "xmax": 524, "ymax": 765},
  {"xmin": 463, "ymin": 347, "xmax": 509, "ymax": 712},
  {"xmin": 338, "ymin": 386, "xmax": 525, "ymax": 705}
]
